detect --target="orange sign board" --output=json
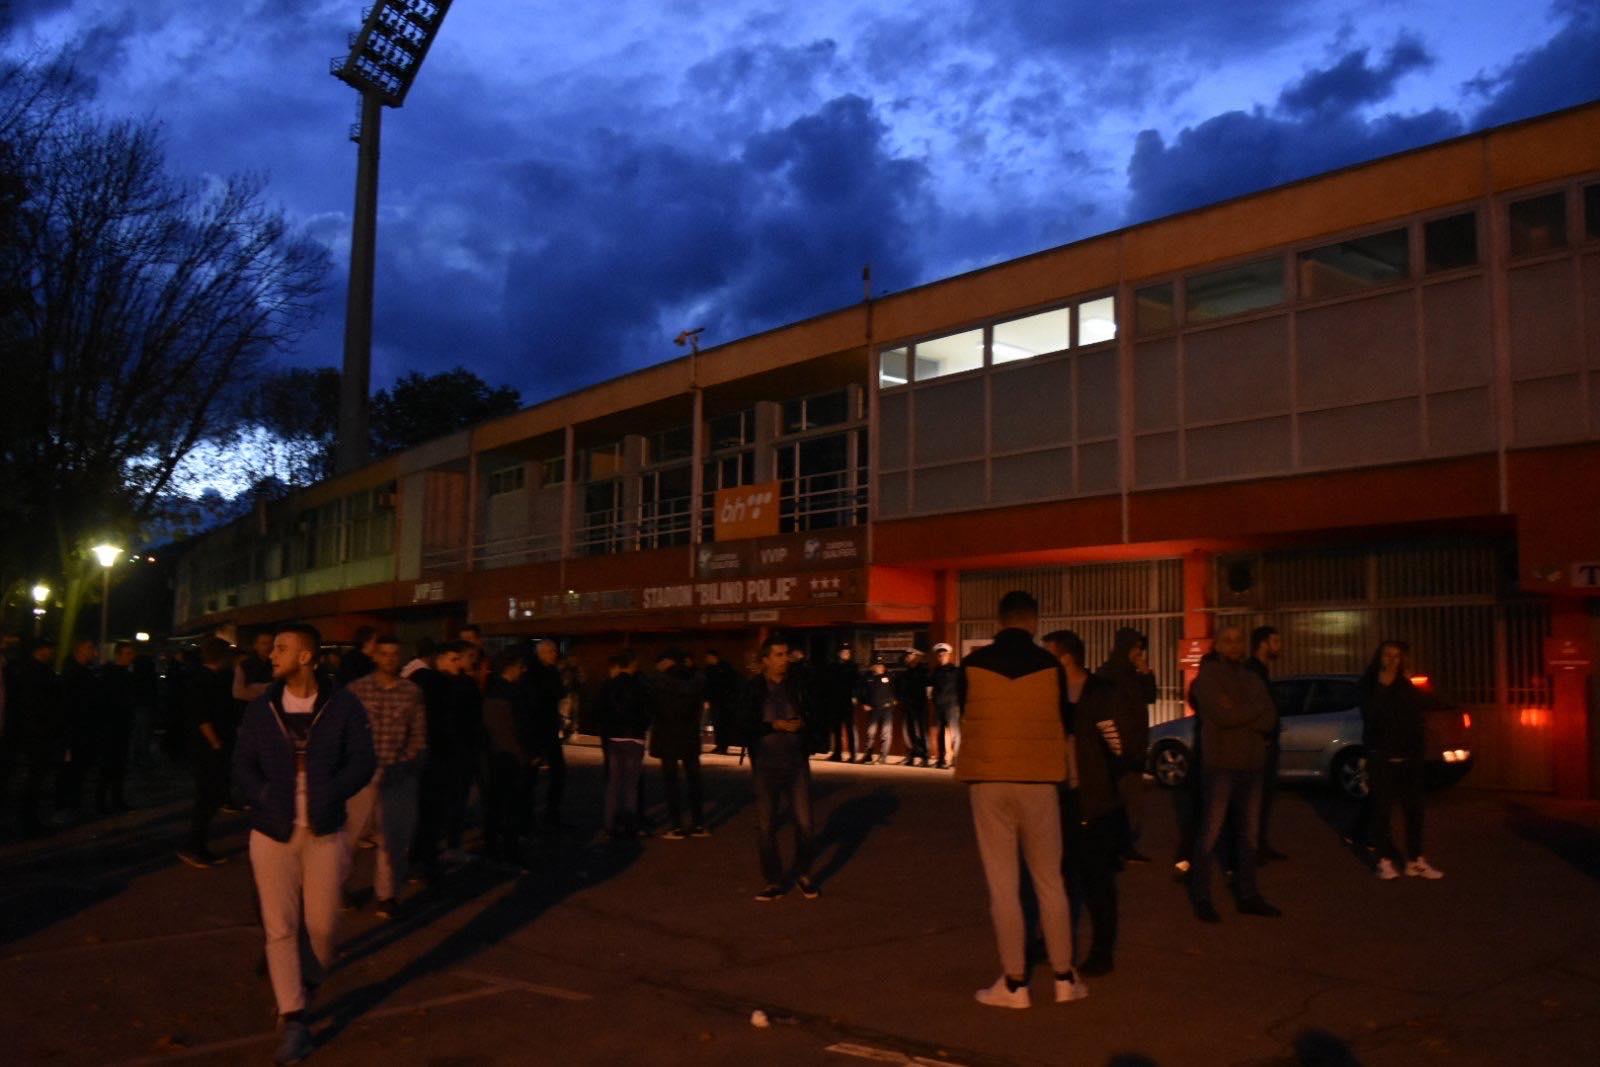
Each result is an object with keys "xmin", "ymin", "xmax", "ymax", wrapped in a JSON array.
[{"xmin": 713, "ymin": 481, "xmax": 781, "ymax": 541}]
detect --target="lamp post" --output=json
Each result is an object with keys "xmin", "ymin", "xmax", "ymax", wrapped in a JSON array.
[
  {"xmin": 92, "ymin": 544, "xmax": 122, "ymax": 650},
  {"xmin": 31, "ymin": 582, "xmax": 50, "ymax": 637},
  {"xmin": 329, "ymin": 0, "xmax": 455, "ymax": 473}
]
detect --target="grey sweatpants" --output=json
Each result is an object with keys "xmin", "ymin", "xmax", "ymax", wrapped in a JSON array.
[
  {"xmin": 249, "ymin": 826, "xmax": 348, "ymax": 1015},
  {"xmin": 969, "ymin": 782, "xmax": 1073, "ymax": 978}
]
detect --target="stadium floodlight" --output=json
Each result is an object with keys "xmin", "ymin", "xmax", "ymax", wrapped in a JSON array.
[{"xmin": 329, "ymin": 0, "xmax": 455, "ymax": 473}]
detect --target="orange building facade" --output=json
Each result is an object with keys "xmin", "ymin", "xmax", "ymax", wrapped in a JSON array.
[{"xmin": 177, "ymin": 103, "xmax": 1600, "ymax": 796}]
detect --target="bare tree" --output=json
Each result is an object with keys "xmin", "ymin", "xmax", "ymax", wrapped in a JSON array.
[{"xmin": 0, "ymin": 60, "xmax": 329, "ymax": 642}]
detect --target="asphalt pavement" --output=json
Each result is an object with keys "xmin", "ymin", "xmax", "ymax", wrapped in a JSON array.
[{"xmin": 2, "ymin": 748, "xmax": 1599, "ymax": 1066}]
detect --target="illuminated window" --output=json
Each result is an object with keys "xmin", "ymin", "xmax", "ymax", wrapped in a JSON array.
[
  {"xmin": 1186, "ymin": 258, "xmax": 1285, "ymax": 322},
  {"xmin": 879, "ymin": 347, "xmax": 909, "ymax": 389},
  {"xmin": 1134, "ymin": 283, "xmax": 1176, "ymax": 335},
  {"xmin": 1076, "ymin": 296, "xmax": 1117, "ymax": 345},
  {"xmin": 1424, "ymin": 212, "xmax": 1478, "ymax": 273},
  {"xmin": 992, "ymin": 308, "xmax": 1068, "ymax": 364},
  {"xmin": 1298, "ymin": 228, "xmax": 1409, "ymax": 299},
  {"xmin": 1509, "ymin": 192, "xmax": 1566, "ymax": 257},
  {"xmin": 913, "ymin": 329, "xmax": 984, "ymax": 380}
]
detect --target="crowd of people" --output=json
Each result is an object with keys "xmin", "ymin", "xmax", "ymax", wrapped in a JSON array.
[{"xmin": 1, "ymin": 604, "xmax": 1448, "ymax": 1061}]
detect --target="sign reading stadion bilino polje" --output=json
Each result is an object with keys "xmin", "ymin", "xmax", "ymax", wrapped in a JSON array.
[{"xmin": 642, "ymin": 577, "xmax": 800, "ymax": 609}]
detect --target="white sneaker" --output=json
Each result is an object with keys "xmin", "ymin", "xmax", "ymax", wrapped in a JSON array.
[
  {"xmin": 1054, "ymin": 973, "xmax": 1090, "ymax": 1003},
  {"xmin": 1405, "ymin": 857, "xmax": 1444, "ymax": 880},
  {"xmin": 974, "ymin": 976, "xmax": 1030, "ymax": 1009},
  {"xmin": 1376, "ymin": 858, "xmax": 1400, "ymax": 880}
]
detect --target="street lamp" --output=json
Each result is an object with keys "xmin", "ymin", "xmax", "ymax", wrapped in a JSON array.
[
  {"xmin": 31, "ymin": 582, "xmax": 50, "ymax": 636},
  {"xmin": 92, "ymin": 543, "xmax": 122, "ymax": 650},
  {"xmin": 329, "ymin": 0, "xmax": 455, "ymax": 473}
]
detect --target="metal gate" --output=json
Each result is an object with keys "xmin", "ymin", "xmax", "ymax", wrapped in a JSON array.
[
  {"xmin": 1214, "ymin": 539, "xmax": 1553, "ymax": 792},
  {"xmin": 958, "ymin": 559, "xmax": 1188, "ymax": 726}
]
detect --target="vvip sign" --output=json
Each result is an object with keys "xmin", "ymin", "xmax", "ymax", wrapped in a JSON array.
[{"xmin": 713, "ymin": 482, "xmax": 780, "ymax": 541}]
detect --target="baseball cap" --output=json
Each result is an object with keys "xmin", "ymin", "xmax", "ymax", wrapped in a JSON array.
[{"xmin": 933, "ymin": 642, "xmax": 953, "ymax": 654}]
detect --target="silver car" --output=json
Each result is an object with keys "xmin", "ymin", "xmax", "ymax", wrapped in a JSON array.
[{"xmin": 1146, "ymin": 674, "xmax": 1474, "ymax": 799}]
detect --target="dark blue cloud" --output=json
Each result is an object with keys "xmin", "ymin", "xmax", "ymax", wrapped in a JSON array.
[
  {"xmin": 984, "ymin": 0, "xmax": 1301, "ymax": 59},
  {"xmin": 1278, "ymin": 35, "xmax": 1432, "ymax": 114},
  {"xmin": 1470, "ymin": 0, "xmax": 1600, "ymax": 126}
]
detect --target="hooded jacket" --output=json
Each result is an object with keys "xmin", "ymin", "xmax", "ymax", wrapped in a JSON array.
[
  {"xmin": 1360, "ymin": 671, "xmax": 1426, "ymax": 760},
  {"xmin": 232, "ymin": 678, "xmax": 376, "ymax": 842},
  {"xmin": 1095, "ymin": 628, "xmax": 1158, "ymax": 766}
]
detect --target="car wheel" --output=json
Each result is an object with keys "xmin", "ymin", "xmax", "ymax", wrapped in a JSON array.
[
  {"xmin": 1332, "ymin": 748, "xmax": 1369, "ymax": 800},
  {"xmin": 1150, "ymin": 741, "xmax": 1190, "ymax": 788}
]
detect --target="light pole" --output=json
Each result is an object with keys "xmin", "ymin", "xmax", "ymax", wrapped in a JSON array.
[
  {"xmin": 329, "ymin": 0, "xmax": 455, "ymax": 473},
  {"xmin": 31, "ymin": 582, "xmax": 50, "ymax": 637},
  {"xmin": 92, "ymin": 544, "xmax": 122, "ymax": 650}
]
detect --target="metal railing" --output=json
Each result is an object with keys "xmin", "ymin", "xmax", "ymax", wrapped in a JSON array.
[
  {"xmin": 780, "ymin": 469, "xmax": 869, "ymax": 532},
  {"xmin": 473, "ymin": 530, "xmax": 563, "ymax": 569}
]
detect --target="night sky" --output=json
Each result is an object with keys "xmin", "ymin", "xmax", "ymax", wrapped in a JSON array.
[{"xmin": 6, "ymin": 0, "xmax": 1600, "ymax": 403}]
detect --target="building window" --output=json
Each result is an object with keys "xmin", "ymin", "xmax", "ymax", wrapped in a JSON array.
[
  {"xmin": 585, "ymin": 441, "xmax": 624, "ymax": 479},
  {"xmin": 645, "ymin": 425, "xmax": 692, "ymax": 464},
  {"xmin": 1585, "ymin": 182, "xmax": 1600, "ymax": 240},
  {"xmin": 1424, "ymin": 212, "xmax": 1478, "ymax": 273},
  {"xmin": 538, "ymin": 455, "xmax": 565, "ymax": 487},
  {"xmin": 1134, "ymin": 283, "xmax": 1176, "ymax": 335},
  {"xmin": 487, "ymin": 465, "xmax": 525, "ymax": 496},
  {"xmin": 776, "ymin": 430, "xmax": 864, "ymax": 531},
  {"xmin": 314, "ymin": 500, "xmax": 343, "ymax": 567},
  {"xmin": 878, "ymin": 347, "xmax": 909, "ymax": 389},
  {"xmin": 708, "ymin": 409, "xmax": 754, "ymax": 450},
  {"xmin": 992, "ymin": 307, "xmax": 1069, "ymax": 364},
  {"xmin": 913, "ymin": 328, "xmax": 985, "ymax": 381},
  {"xmin": 783, "ymin": 389, "xmax": 853, "ymax": 434},
  {"xmin": 578, "ymin": 479, "xmax": 625, "ymax": 555},
  {"xmin": 1298, "ymin": 227, "xmax": 1409, "ymax": 299},
  {"xmin": 1186, "ymin": 258, "xmax": 1285, "ymax": 322},
  {"xmin": 1508, "ymin": 192, "xmax": 1567, "ymax": 257},
  {"xmin": 639, "ymin": 465, "xmax": 693, "ymax": 548},
  {"xmin": 1076, "ymin": 295, "xmax": 1117, "ymax": 345}
]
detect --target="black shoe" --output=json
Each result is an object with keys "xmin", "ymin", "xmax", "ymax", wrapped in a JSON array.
[
  {"xmin": 712, "ymin": 747, "xmax": 729, "ymax": 756},
  {"xmin": 689, "ymin": 825, "xmax": 712, "ymax": 838},
  {"xmin": 826, "ymin": 753, "xmax": 843, "ymax": 762},
  {"xmin": 177, "ymin": 847, "xmax": 221, "ymax": 869},
  {"xmin": 374, "ymin": 898, "xmax": 398, "ymax": 919},
  {"xmin": 1122, "ymin": 849, "xmax": 1152, "ymax": 864},
  {"xmin": 1259, "ymin": 846, "xmax": 1290, "ymax": 863},
  {"xmin": 797, "ymin": 877, "xmax": 820, "ymax": 900},
  {"xmin": 1194, "ymin": 901, "xmax": 1222, "ymax": 924},
  {"xmin": 754, "ymin": 884, "xmax": 785, "ymax": 903},
  {"xmin": 934, "ymin": 760, "xmax": 948, "ymax": 769},
  {"xmin": 1078, "ymin": 953, "xmax": 1114, "ymax": 977},
  {"xmin": 1237, "ymin": 895, "xmax": 1282, "ymax": 918}
]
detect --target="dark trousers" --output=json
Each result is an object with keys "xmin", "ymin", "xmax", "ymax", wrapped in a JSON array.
[
  {"xmin": 529, "ymin": 740, "xmax": 566, "ymax": 824},
  {"xmin": 1190, "ymin": 769, "xmax": 1264, "ymax": 905},
  {"xmin": 1259, "ymin": 738, "xmax": 1282, "ymax": 849},
  {"xmin": 414, "ymin": 754, "xmax": 461, "ymax": 871},
  {"xmin": 752, "ymin": 733, "xmax": 815, "ymax": 885},
  {"xmin": 483, "ymin": 752, "xmax": 527, "ymax": 860},
  {"xmin": 827, "ymin": 704, "xmax": 856, "ymax": 759},
  {"xmin": 861, "ymin": 704, "xmax": 894, "ymax": 760},
  {"xmin": 1061, "ymin": 791, "xmax": 1120, "ymax": 963},
  {"xmin": 1115, "ymin": 770, "xmax": 1145, "ymax": 854},
  {"xmin": 188, "ymin": 746, "xmax": 230, "ymax": 852},
  {"xmin": 1369, "ymin": 757, "xmax": 1425, "ymax": 862},
  {"xmin": 97, "ymin": 720, "xmax": 132, "ymax": 810},
  {"xmin": 711, "ymin": 703, "xmax": 735, "ymax": 752},
  {"xmin": 660, "ymin": 753, "xmax": 704, "ymax": 830},
  {"xmin": 933, "ymin": 703, "xmax": 960, "ymax": 764},
  {"xmin": 17, "ymin": 746, "xmax": 60, "ymax": 835},
  {"xmin": 902, "ymin": 701, "xmax": 928, "ymax": 761},
  {"xmin": 56, "ymin": 736, "xmax": 98, "ymax": 813}
]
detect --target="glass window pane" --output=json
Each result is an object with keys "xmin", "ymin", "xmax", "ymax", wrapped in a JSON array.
[
  {"xmin": 992, "ymin": 308, "xmax": 1068, "ymax": 363},
  {"xmin": 1586, "ymin": 183, "xmax": 1600, "ymax": 240},
  {"xmin": 709, "ymin": 411, "xmax": 749, "ymax": 450},
  {"xmin": 782, "ymin": 398, "xmax": 805, "ymax": 434},
  {"xmin": 807, "ymin": 389, "xmax": 850, "ymax": 428},
  {"xmin": 1298, "ymin": 227, "xmax": 1409, "ymax": 299},
  {"xmin": 587, "ymin": 444, "xmax": 623, "ymax": 479},
  {"xmin": 1424, "ymin": 212, "xmax": 1478, "ymax": 273},
  {"xmin": 1509, "ymin": 192, "xmax": 1566, "ymax": 257},
  {"xmin": 913, "ymin": 328, "xmax": 984, "ymax": 380},
  {"xmin": 878, "ymin": 347, "xmax": 909, "ymax": 389},
  {"xmin": 1135, "ymin": 283, "xmax": 1176, "ymax": 334},
  {"xmin": 1185, "ymin": 258, "xmax": 1285, "ymax": 322},
  {"xmin": 1077, "ymin": 296, "xmax": 1117, "ymax": 345}
]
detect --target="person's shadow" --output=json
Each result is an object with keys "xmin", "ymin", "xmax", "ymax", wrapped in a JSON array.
[{"xmin": 809, "ymin": 785, "xmax": 899, "ymax": 888}]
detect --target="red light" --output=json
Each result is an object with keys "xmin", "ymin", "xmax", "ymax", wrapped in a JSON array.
[
  {"xmin": 1461, "ymin": 713, "xmax": 1471, "ymax": 729},
  {"xmin": 1519, "ymin": 708, "xmax": 1549, "ymax": 728},
  {"xmin": 1410, "ymin": 674, "xmax": 1431, "ymax": 690}
]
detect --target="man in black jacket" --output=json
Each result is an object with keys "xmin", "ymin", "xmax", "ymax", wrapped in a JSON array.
[
  {"xmin": 97, "ymin": 641, "xmax": 137, "ymax": 812},
  {"xmin": 895, "ymin": 649, "xmax": 932, "ymax": 767},
  {"xmin": 1045, "ymin": 630, "xmax": 1123, "ymax": 977},
  {"xmin": 10, "ymin": 638, "xmax": 63, "ymax": 837},
  {"xmin": 177, "ymin": 637, "xmax": 237, "ymax": 868},
  {"xmin": 56, "ymin": 638, "xmax": 101, "ymax": 819},
  {"xmin": 702, "ymin": 649, "xmax": 743, "ymax": 755},
  {"xmin": 819, "ymin": 644, "xmax": 858, "ymax": 763},
  {"xmin": 855, "ymin": 658, "xmax": 897, "ymax": 765},
  {"xmin": 1096, "ymin": 628, "xmax": 1157, "ymax": 863},
  {"xmin": 597, "ymin": 650, "xmax": 651, "ymax": 838},
  {"xmin": 1245, "ymin": 626, "xmax": 1289, "ymax": 863},
  {"xmin": 647, "ymin": 648, "xmax": 709, "ymax": 838},
  {"xmin": 523, "ymin": 639, "xmax": 568, "ymax": 829},
  {"xmin": 734, "ymin": 634, "xmax": 825, "ymax": 901},
  {"xmin": 930, "ymin": 643, "xmax": 961, "ymax": 769}
]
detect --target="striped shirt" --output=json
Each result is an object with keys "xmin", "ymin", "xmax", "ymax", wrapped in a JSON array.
[{"xmin": 346, "ymin": 674, "xmax": 427, "ymax": 771}]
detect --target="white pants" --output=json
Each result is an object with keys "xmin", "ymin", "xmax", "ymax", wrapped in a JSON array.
[
  {"xmin": 970, "ymin": 782, "xmax": 1073, "ymax": 978},
  {"xmin": 249, "ymin": 826, "xmax": 348, "ymax": 1015}
]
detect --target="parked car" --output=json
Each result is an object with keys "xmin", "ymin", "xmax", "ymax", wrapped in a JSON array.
[{"xmin": 1146, "ymin": 673, "xmax": 1473, "ymax": 799}]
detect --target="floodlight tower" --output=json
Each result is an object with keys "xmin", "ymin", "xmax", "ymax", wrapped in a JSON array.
[{"xmin": 330, "ymin": 0, "xmax": 455, "ymax": 473}]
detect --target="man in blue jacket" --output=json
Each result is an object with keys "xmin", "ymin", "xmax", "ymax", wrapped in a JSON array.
[{"xmin": 233, "ymin": 623, "xmax": 375, "ymax": 1065}]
